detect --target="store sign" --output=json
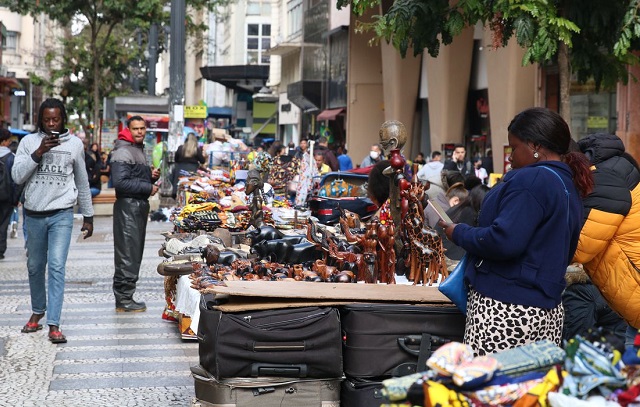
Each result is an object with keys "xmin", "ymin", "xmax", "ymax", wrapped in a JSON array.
[
  {"xmin": 184, "ymin": 105, "xmax": 207, "ymax": 119},
  {"xmin": 587, "ymin": 116, "xmax": 608, "ymax": 129},
  {"xmin": 13, "ymin": 90, "xmax": 26, "ymax": 96}
]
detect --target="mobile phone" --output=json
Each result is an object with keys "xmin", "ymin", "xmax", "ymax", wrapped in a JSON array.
[
  {"xmin": 50, "ymin": 131, "xmax": 60, "ymax": 139},
  {"xmin": 427, "ymin": 199, "xmax": 453, "ymax": 224}
]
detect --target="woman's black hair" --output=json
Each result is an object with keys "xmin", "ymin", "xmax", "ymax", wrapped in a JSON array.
[
  {"xmin": 367, "ymin": 160, "xmax": 391, "ymax": 206},
  {"xmin": 507, "ymin": 107, "xmax": 570, "ymax": 155},
  {"xmin": 38, "ymin": 98, "xmax": 67, "ymax": 133},
  {"xmin": 508, "ymin": 107, "xmax": 593, "ymax": 197}
]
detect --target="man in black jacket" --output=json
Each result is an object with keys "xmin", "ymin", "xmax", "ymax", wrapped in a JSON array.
[
  {"xmin": 314, "ymin": 136, "xmax": 339, "ymax": 171},
  {"xmin": 443, "ymin": 144, "xmax": 472, "ymax": 178},
  {"xmin": 110, "ymin": 116, "xmax": 160, "ymax": 312}
]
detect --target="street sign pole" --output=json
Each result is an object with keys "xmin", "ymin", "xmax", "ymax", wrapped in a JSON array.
[{"xmin": 164, "ymin": 0, "xmax": 186, "ymax": 196}]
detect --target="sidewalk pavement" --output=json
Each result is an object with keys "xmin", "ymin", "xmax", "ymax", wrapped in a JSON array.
[{"xmin": 0, "ymin": 215, "xmax": 197, "ymax": 406}]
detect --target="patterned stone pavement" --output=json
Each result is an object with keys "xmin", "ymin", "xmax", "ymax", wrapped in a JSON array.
[{"xmin": 0, "ymin": 215, "xmax": 198, "ymax": 406}]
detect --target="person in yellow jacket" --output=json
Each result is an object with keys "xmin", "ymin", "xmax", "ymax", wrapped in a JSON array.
[{"xmin": 573, "ymin": 133, "xmax": 640, "ymax": 344}]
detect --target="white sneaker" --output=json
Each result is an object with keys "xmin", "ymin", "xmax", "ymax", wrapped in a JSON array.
[{"xmin": 9, "ymin": 222, "xmax": 17, "ymax": 239}]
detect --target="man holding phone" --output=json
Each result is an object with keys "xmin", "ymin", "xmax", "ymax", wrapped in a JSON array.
[
  {"xmin": 12, "ymin": 98, "xmax": 94, "ymax": 344},
  {"xmin": 110, "ymin": 115, "xmax": 160, "ymax": 312}
]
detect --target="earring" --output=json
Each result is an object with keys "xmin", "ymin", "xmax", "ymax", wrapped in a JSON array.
[{"xmin": 533, "ymin": 151, "xmax": 539, "ymax": 159}]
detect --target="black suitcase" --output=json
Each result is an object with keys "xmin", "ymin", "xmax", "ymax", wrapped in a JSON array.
[
  {"xmin": 198, "ymin": 294, "xmax": 343, "ymax": 379},
  {"xmin": 340, "ymin": 377, "xmax": 387, "ymax": 407},
  {"xmin": 191, "ymin": 365, "xmax": 341, "ymax": 407},
  {"xmin": 340, "ymin": 303, "xmax": 466, "ymax": 378}
]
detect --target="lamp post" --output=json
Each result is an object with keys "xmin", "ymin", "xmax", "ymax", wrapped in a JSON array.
[{"xmin": 163, "ymin": 0, "xmax": 186, "ymax": 197}]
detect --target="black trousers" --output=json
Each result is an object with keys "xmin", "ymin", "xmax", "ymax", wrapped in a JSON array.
[
  {"xmin": 113, "ymin": 197, "xmax": 149, "ymax": 304},
  {"xmin": 0, "ymin": 204, "xmax": 13, "ymax": 256}
]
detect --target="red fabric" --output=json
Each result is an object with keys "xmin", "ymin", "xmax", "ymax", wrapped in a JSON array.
[
  {"xmin": 618, "ymin": 383, "xmax": 640, "ymax": 406},
  {"xmin": 118, "ymin": 128, "xmax": 134, "ymax": 143},
  {"xmin": 347, "ymin": 166, "xmax": 373, "ymax": 175}
]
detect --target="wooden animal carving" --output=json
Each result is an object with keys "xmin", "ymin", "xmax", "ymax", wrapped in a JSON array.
[{"xmin": 401, "ymin": 182, "xmax": 447, "ymax": 285}]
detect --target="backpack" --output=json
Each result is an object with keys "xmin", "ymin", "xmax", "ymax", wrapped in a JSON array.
[{"xmin": 0, "ymin": 154, "xmax": 14, "ymax": 203}]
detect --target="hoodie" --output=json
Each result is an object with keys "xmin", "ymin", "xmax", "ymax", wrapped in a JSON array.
[
  {"xmin": 11, "ymin": 130, "xmax": 94, "ymax": 217},
  {"xmin": 110, "ymin": 128, "xmax": 154, "ymax": 200}
]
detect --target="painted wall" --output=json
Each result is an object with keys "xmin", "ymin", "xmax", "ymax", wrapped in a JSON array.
[
  {"xmin": 346, "ymin": 8, "xmax": 384, "ymax": 164},
  {"xmin": 484, "ymin": 29, "xmax": 537, "ymax": 174}
]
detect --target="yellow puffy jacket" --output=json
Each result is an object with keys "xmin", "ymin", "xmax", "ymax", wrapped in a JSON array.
[{"xmin": 573, "ymin": 133, "xmax": 640, "ymax": 328}]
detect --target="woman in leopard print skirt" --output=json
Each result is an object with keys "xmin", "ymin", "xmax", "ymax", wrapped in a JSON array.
[{"xmin": 441, "ymin": 108, "xmax": 594, "ymax": 356}]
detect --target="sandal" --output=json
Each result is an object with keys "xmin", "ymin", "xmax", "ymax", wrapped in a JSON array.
[
  {"xmin": 48, "ymin": 330, "xmax": 67, "ymax": 344},
  {"xmin": 21, "ymin": 322, "xmax": 43, "ymax": 333}
]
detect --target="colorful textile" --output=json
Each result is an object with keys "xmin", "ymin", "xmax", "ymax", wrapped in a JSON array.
[
  {"xmin": 423, "ymin": 380, "xmax": 474, "ymax": 407},
  {"xmin": 491, "ymin": 339, "xmax": 566, "ymax": 378},
  {"xmin": 469, "ymin": 375, "xmax": 544, "ymax": 405},
  {"xmin": 427, "ymin": 342, "xmax": 475, "ymax": 377},
  {"xmin": 453, "ymin": 356, "xmax": 500, "ymax": 389},
  {"xmin": 561, "ymin": 335, "xmax": 626, "ymax": 397},
  {"xmin": 381, "ymin": 373, "xmax": 425, "ymax": 401},
  {"xmin": 512, "ymin": 367, "xmax": 565, "ymax": 407}
]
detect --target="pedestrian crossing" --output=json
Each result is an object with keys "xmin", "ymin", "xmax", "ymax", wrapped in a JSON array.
[{"xmin": 0, "ymin": 218, "xmax": 198, "ymax": 406}]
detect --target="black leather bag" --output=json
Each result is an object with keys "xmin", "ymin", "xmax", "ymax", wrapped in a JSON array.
[
  {"xmin": 198, "ymin": 295, "xmax": 343, "ymax": 379},
  {"xmin": 340, "ymin": 303, "xmax": 466, "ymax": 378}
]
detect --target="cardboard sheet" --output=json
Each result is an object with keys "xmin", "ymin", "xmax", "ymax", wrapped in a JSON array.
[{"xmin": 205, "ymin": 280, "xmax": 454, "ymax": 312}]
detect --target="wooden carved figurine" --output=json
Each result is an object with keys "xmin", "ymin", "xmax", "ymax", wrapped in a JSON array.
[
  {"xmin": 245, "ymin": 169, "xmax": 265, "ymax": 228},
  {"xmin": 401, "ymin": 182, "xmax": 448, "ymax": 285}
]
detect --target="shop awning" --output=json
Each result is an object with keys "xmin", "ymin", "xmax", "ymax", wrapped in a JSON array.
[
  {"xmin": 316, "ymin": 108, "xmax": 345, "ymax": 121},
  {"xmin": 200, "ymin": 65, "xmax": 269, "ymax": 94},
  {"xmin": 207, "ymin": 106, "xmax": 233, "ymax": 118}
]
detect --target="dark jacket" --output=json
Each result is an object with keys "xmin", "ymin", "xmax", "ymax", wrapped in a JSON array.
[
  {"xmin": 573, "ymin": 133, "xmax": 640, "ymax": 328},
  {"xmin": 452, "ymin": 161, "xmax": 583, "ymax": 309},
  {"xmin": 315, "ymin": 145, "xmax": 339, "ymax": 172},
  {"xmin": 85, "ymin": 150, "xmax": 102, "ymax": 190},
  {"xmin": 443, "ymin": 159, "xmax": 472, "ymax": 178},
  {"xmin": 110, "ymin": 130, "xmax": 153, "ymax": 200}
]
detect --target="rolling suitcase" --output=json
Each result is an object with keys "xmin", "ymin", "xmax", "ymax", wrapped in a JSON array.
[
  {"xmin": 191, "ymin": 365, "xmax": 341, "ymax": 407},
  {"xmin": 340, "ymin": 377, "xmax": 387, "ymax": 407},
  {"xmin": 340, "ymin": 303, "xmax": 466, "ymax": 378},
  {"xmin": 198, "ymin": 294, "xmax": 343, "ymax": 379}
]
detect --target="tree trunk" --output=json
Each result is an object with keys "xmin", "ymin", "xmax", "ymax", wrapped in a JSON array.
[
  {"xmin": 93, "ymin": 51, "xmax": 100, "ymax": 145},
  {"xmin": 558, "ymin": 42, "xmax": 571, "ymax": 124}
]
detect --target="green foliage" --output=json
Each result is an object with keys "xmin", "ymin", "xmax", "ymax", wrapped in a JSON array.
[
  {"xmin": 339, "ymin": 0, "xmax": 640, "ymax": 92},
  {"xmin": 1, "ymin": 0, "xmax": 231, "ymax": 126}
]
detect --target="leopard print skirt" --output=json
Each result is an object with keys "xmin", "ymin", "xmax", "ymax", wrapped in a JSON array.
[{"xmin": 464, "ymin": 288, "xmax": 564, "ymax": 356}]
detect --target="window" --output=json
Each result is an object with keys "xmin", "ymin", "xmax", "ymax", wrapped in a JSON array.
[
  {"xmin": 2, "ymin": 31, "xmax": 18, "ymax": 52},
  {"xmin": 246, "ymin": 23, "xmax": 271, "ymax": 65},
  {"xmin": 287, "ymin": 0, "xmax": 303, "ymax": 40},
  {"xmin": 247, "ymin": 0, "xmax": 271, "ymax": 15}
]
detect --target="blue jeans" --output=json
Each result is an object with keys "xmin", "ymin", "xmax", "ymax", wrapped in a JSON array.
[
  {"xmin": 25, "ymin": 209, "xmax": 74, "ymax": 327},
  {"xmin": 90, "ymin": 187, "xmax": 101, "ymax": 197}
]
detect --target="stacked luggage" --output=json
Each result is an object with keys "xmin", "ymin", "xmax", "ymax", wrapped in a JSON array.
[
  {"xmin": 193, "ymin": 294, "xmax": 343, "ymax": 406},
  {"xmin": 192, "ymin": 294, "xmax": 466, "ymax": 406},
  {"xmin": 340, "ymin": 304, "xmax": 466, "ymax": 406}
]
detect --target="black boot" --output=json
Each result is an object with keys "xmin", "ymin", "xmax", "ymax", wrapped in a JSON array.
[{"xmin": 115, "ymin": 300, "xmax": 147, "ymax": 312}]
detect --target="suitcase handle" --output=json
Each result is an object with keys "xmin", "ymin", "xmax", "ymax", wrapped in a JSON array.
[
  {"xmin": 397, "ymin": 334, "xmax": 449, "ymax": 356},
  {"xmin": 252, "ymin": 341, "xmax": 306, "ymax": 352},
  {"xmin": 250, "ymin": 363, "xmax": 308, "ymax": 378},
  {"xmin": 397, "ymin": 334, "xmax": 451, "ymax": 375}
]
